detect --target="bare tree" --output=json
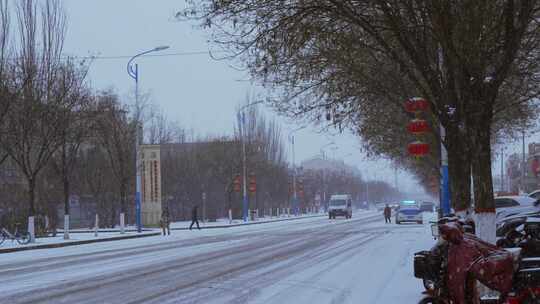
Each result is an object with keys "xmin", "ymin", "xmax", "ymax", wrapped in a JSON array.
[
  {"xmin": 0, "ymin": 0, "xmax": 89, "ymax": 241},
  {"xmin": 0, "ymin": 0, "xmax": 12, "ymax": 166},
  {"xmin": 50, "ymin": 80, "xmax": 91, "ymax": 239},
  {"xmin": 145, "ymin": 106, "xmax": 182, "ymax": 145},
  {"xmin": 94, "ymin": 90, "xmax": 135, "ymax": 231}
]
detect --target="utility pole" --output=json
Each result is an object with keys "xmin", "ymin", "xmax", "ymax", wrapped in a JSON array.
[
  {"xmin": 501, "ymin": 148, "xmax": 505, "ymax": 192},
  {"xmin": 366, "ymin": 174, "xmax": 369, "ymax": 204},
  {"xmin": 237, "ymin": 111, "xmax": 248, "ymax": 222},
  {"xmin": 289, "ymin": 126, "xmax": 305, "ymax": 216},
  {"xmin": 436, "ymin": 47, "xmax": 450, "ymax": 216},
  {"xmin": 522, "ymin": 130, "xmax": 526, "ymax": 193},
  {"xmin": 394, "ymin": 166, "xmax": 398, "ymax": 189},
  {"xmin": 237, "ymin": 100, "xmax": 264, "ymax": 222},
  {"xmin": 440, "ymin": 124, "xmax": 450, "ymax": 215},
  {"xmin": 127, "ymin": 46, "xmax": 169, "ymax": 233},
  {"xmin": 202, "ymin": 191, "xmax": 206, "ymax": 223}
]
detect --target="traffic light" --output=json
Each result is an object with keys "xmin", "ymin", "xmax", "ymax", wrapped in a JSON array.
[
  {"xmin": 233, "ymin": 174, "xmax": 241, "ymax": 192},
  {"xmin": 297, "ymin": 180, "xmax": 304, "ymax": 198},
  {"xmin": 249, "ymin": 174, "xmax": 256, "ymax": 193}
]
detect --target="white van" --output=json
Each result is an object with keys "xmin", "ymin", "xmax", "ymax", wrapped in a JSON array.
[{"xmin": 328, "ymin": 194, "xmax": 353, "ymax": 219}]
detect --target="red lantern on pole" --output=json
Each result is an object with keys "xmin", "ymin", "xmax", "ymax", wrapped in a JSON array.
[
  {"xmin": 405, "ymin": 97, "xmax": 429, "ymax": 113},
  {"xmin": 407, "ymin": 119, "xmax": 430, "ymax": 135},
  {"xmin": 233, "ymin": 174, "xmax": 241, "ymax": 192},
  {"xmin": 408, "ymin": 141, "xmax": 430, "ymax": 157},
  {"xmin": 532, "ymin": 158, "xmax": 540, "ymax": 177}
]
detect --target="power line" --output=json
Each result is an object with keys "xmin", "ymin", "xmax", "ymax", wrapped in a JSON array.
[
  {"xmin": 5, "ymin": 50, "xmax": 226, "ymax": 62},
  {"xmin": 68, "ymin": 50, "xmax": 225, "ymax": 60}
]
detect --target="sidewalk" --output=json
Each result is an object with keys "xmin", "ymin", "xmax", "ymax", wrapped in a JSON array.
[
  {"xmin": 0, "ymin": 213, "xmax": 326, "ymax": 254},
  {"xmin": 0, "ymin": 231, "xmax": 161, "ymax": 254}
]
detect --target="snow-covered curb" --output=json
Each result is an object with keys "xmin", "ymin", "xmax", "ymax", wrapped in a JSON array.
[
  {"xmin": 58, "ymin": 214, "xmax": 329, "ymax": 233},
  {"xmin": 0, "ymin": 231, "xmax": 161, "ymax": 254}
]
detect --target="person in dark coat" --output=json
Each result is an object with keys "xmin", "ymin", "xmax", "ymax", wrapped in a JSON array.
[
  {"xmin": 384, "ymin": 204, "xmax": 392, "ymax": 224},
  {"xmin": 189, "ymin": 205, "xmax": 201, "ymax": 230},
  {"xmin": 160, "ymin": 211, "xmax": 170, "ymax": 236}
]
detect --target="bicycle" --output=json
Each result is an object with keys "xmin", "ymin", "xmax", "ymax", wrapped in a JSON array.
[{"xmin": 0, "ymin": 223, "xmax": 31, "ymax": 245}]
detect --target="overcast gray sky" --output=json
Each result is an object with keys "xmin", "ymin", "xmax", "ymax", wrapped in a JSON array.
[{"xmin": 60, "ymin": 0, "xmax": 424, "ymax": 195}]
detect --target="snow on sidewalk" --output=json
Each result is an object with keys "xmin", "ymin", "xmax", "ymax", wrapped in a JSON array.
[{"xmin": 0, "ymin": 230, "xmax": 159, "ymax": 250}]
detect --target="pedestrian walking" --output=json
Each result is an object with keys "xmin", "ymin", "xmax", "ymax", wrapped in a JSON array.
[
  {"xmin": 189, "ymin": 205, "xmax": 201, "ymax": 230},
  {"xmin": 160, "ymin": 211, "xmax": 170, "ymax": 235},
  {"xmin": 384, "ymin": 204, "xmax": 392, "ymax": 224}
]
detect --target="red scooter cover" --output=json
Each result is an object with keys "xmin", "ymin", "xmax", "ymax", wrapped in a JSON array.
[{"xmin": 440, "ymin": 223, "xmax": 514, "ymax": 304}]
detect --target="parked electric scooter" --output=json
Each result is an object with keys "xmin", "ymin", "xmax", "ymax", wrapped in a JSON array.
[
  {"xmin": 495, "ymin": 217, "xmax": 540, "ymax": 302},
  {"xmin": 415, "ymin": 219, "xmax": 515, "ymax": 304},
  {"xmin": 415, "ymin": 216, "xmax": 475, "ymax": 294},
  {"xmin": 415, "ymin": 216, "xmax": 484, "ymax": 303}
]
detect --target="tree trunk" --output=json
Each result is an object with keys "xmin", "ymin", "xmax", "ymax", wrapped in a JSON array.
[
  {"xmin": 446, "ymin": 126, "xmax": 472, "ymax": 213},
  {"xmin": 27, "ymin": 177, "xmax": 36, "ymax": 242},
  {"xmin": 119, "ymin": 180, "xmax": 126, "ymax": 233},
  {"xmin": 470, "ymin": 117, "xmax": 496, "ymax": 243},
  {"xmin": 110, "ymin": 205, "xmax": 116, "ymax": 229},
  {"xmin": 63, "ymin": 174, "xmax": 70, "ymax": 240}
]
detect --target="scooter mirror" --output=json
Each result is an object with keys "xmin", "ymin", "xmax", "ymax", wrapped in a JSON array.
[{"xmin": 431, "ymin": 224, "xmax": 439, "ymax": 238}]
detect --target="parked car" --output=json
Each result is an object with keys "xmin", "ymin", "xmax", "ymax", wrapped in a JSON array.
[
  {"xmin": 395, "ymin": 200, "xmax": 423, "ymax": 224},
  {"xmin": 376, "ymin": 202, "xmax": 385, "ymax": 211},
  {"xmin": 495, "ymin": 196, "xmax": 540, "ymax": 222},
  {"xmin": 529, "ymin": 189, "xmax": 540, "ymax": 200},
  {"xmin": 358, "ymin": 201, "xmax": 369, "ymax": 210},
  {"xmin": 420, "ymin": 201, "xmax": 435, "ymax": 212},
  {"xmin": 328, "ymin": 194, "xmax": 353, "ymax": 219}
]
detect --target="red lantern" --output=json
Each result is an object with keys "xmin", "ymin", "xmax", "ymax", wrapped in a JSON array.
[
  {"xmin": 407, "ymin": 119, "xmax": 430, "ymax": 134},
  {"xmin": 249, "ymin": 174, "xmax": 256, "ymax": 193},
  {"xmin": 532, "ymin": 158, "xmax": 540, "ymax": 177},
  {"xmin": 408, "ymin": 141, "xmax": 430, "ymax": 157},
  {"xmin": 233, "ymin": 174, "xmax": 241, "ymax": 192},
  {"xmin": 405, "ymin": 97, "xmax": 429, "ymax": 113}
]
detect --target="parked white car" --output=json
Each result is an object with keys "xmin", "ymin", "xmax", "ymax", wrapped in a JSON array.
[
  {"xmin": 529, "ymin": 190, "xmax": 540, "ymax": 200},
  {"xmin": 495, "ymin": 196, "xmax": 540, "ymax": 221}
]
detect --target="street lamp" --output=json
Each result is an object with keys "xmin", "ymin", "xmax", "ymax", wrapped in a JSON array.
[
  {"xmin": 318, "ymin": 142, "xmax": 335, "ymax": 210},
  {"xmin": 288, "ymin": 126, "xmax": 306, "ymax": 216},
  {"xmin": 237, "ymin": 100, "xmax": 264, "ymax": 222},
  {"xmin": 127, "ymin": 45, "xmax": 170, "ymax": 233}
]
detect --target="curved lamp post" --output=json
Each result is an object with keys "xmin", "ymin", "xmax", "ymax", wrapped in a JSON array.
[
  {"xmin": 288, "ymin": 126, "xmax": 306, "ymax": 216},
  {"xmin": 237, "ymin": 100, "xmax": 264, "ymax": 221},
  {"xmin": 127, "ymin": 45, "xmax": 169, "ymax": 233}
]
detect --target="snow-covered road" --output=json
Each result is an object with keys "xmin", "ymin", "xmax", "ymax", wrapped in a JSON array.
[{"xmin": 0, "ymin": 211, "xmax": 436, "ymax": 304}]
